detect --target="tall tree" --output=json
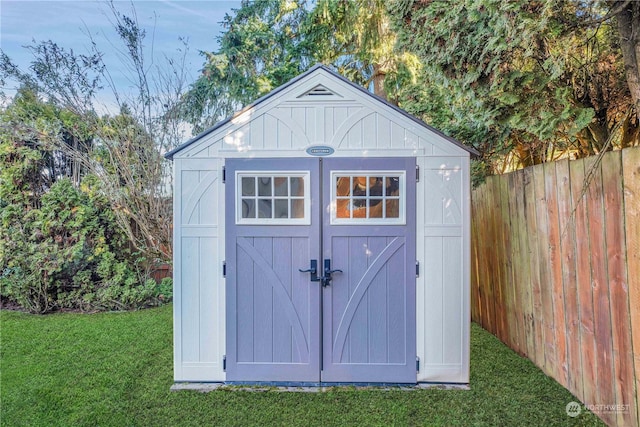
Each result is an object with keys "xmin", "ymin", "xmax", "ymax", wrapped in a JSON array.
[
  {"xmin": 303, "ymin": 0, "xmax": 419, "ymax": 102},
  {"xmin": 183, "ymin": 0, "xmax": 421, "ymax": 131},
  {"xmin": 182, "ymin": 0, "xmax": 311, "ymax": 133}
]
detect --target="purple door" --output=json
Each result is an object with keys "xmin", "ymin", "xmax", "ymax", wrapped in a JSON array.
[
  {"xmin": 225, "ymin": 158, "xmax": 321, "ymax": 382},
  {"xmin": 226, "ymin": 157, "xmax": 416, "ymax": 384},
  {"xmin": 321, "ymin": 158, "xmax": 416, "ymax": 383}
]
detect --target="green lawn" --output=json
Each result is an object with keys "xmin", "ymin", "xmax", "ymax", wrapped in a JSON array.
[{"xmin": 1, "ymin": 305, "xmax": 603, "ymax": 426}]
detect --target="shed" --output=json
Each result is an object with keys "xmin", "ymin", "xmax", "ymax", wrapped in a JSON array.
[{"xmin": 166, "ymin": 65, "xmax": 478, "ymax": 385}]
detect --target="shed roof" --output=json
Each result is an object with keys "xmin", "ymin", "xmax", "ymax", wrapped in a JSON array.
[{"xmin": 165, "ymin": 64, "xmax": 480, "ymax": 160}]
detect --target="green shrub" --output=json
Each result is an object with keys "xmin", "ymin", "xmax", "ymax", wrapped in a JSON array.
[{"xmin": 0, "ymin": 178, "xmax": 170, "ymax": 313}]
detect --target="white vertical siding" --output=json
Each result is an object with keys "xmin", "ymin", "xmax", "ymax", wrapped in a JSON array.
[
  {"xmin": 377, "ymin": 114, "xmax": 391, "ymax": 148},
  {"xmin": 362, "ymin": 113, "xmax": 377, "ymax": 149},
  {"xmin": 416, "ymin": 156, "xmax": 470, "ymax": 383},
  {"xmin": 250, "ymin": 114, "xmax": 264, "ymax": 149},
  {"xmin": 174, "ymin": 158, "xmax": 225, "ymax": 381}
]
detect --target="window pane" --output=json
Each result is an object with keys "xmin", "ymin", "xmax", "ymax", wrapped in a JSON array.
[
  {"xmin": 353, "ymin": 176, "xmax": 368, "ymax": 197},
  {"xmin": 369, "ymin": 199, "xmax": 383, "ymax": 218},
  {"xmin": 386, "ymin": 199, "xmax": 400, "ymax": 218},
  {"xmin": 336, "ymin": 176, "xmax": 351, "ymax": 196},
  {"xmin": 242, "ymin": 199, "xmax": 255, "ymax": 218},
  {"xmin": 291, "ymin": 199, "xmax": 305, "ymax": 218},
  {"xmin": 336, "ymin": 199, "xmax": 350, "ymax": 218},
  {"xmin": 258, "ymin": 177, "xmax": 272, "ymax": 196},
  {"xmin": 290, "ymin": 177, "xmax": 304, "ymax": 197},
  {"xmin": 369, "ymin": 177, "xmax": 384, "ymax": 196},
  {"xmin": 274, "ymin": 199, "xmax": 289, "ymax": 218},
  {"xmin": 242, "ymin": 177, "xmax": 255, "ymax": 196},
  {"xmin": 274, "ymin": 177, "xmax": 288, "ymax": 196},
  {"xmin": 258, "ymin": 199, "xmax": 272, "ymax": 218},
  {"xmin": 386, "ymin": 177, "xmax": 400, "ymax": 196},
  {"xmin": 352, "ymin": 199, "xmax": 367, "ymax": 218},
  {"xmin": 352, "ymin": 198, "xmax": 367, "ymax": 208}
]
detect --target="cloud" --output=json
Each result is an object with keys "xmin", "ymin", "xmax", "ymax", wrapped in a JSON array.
[{"xmin": 158, "ymin": 0, "xmax": 210, "ymax": 20}]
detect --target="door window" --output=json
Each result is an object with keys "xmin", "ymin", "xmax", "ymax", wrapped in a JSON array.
[
  {"xmin": 331, "ymin": 172, "xmax": 405, "ymax": 224},
  {"xmin": 236, "ymin": 172, "xmax": 310, "ymax": 224}
]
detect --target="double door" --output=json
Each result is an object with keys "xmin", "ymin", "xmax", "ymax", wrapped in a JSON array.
[{"xmin": 225, "ymin": 157, "xmax": 416, "ymax": 384}]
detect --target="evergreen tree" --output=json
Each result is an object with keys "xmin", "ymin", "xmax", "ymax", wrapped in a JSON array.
[{"xmin": 389, "ymin": 0, "xmax": 637, "ymax": 171}]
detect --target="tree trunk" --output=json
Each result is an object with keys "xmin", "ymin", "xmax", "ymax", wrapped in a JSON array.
[
  {"xmin": 372, "ymin": 63, "xmax": 388, "ymax": 101},
  {"xmin": 614, "ymin": 0, "xmax": 640, "ymax": 110},
  {"xmin": 620, "ymin": 109, "xmax": 640, "ymax": 148}
]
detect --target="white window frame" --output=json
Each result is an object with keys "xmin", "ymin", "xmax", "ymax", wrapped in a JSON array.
[
  {"xmin": 235, "ymin": 171, "xmax": 311, "ymax": 225},
  {"xmin": 330, "ymin": 170, "xmax": 406, "ymax": 225}
]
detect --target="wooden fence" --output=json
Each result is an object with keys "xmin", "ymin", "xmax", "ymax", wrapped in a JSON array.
[{"xmin": 471, "ymin": 147, "xmax": 640, "ymax": 427}]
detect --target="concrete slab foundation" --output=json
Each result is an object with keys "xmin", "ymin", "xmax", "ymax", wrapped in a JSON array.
[{"xmin": 170, "ymin": 382, "xmax": 470, "ymax": 393}]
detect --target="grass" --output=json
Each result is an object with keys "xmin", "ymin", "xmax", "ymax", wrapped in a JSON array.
[{"xmin": 1, "ymin": 305, "xmax": 604, "ymax": 426}]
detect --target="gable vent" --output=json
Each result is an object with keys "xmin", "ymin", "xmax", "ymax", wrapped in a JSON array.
[{"xmin": 298, "ymin": 84, "xmax": 339, "ymax": 98}]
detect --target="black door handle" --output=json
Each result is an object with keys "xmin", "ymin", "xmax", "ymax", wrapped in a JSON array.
[
  {"xmin": 298, "ymin": 260, "xmax": 319, "ymax": 282},
  {"xmin": 321, "ymin": 259, "xmax": 342, "ymax": 287}
]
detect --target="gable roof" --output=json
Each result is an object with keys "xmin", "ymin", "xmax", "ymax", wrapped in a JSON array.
[{"xmin": 165, "ymin": 64, "xmax": 480, "ymax": 160}]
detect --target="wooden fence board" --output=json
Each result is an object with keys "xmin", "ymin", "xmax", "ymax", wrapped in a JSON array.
[
  {"xmin": 477, "ymin": 182, "xmax": 492, "ymax": 332},
  {"xmin": 571, "ymin": 158, "xmax": 598, "ymax": 408},
  {"xmin": 525, "ymin": 166, "xmax": 544, "ymax": 368},
  {"xmin": 622, "ymin": 147, "xmax": 640, "ymax": 427},
  {"xmin": 509, "ymin": 172, "xmax": 529, "ymax": 357},
  {"xmin": 516, "ymin": 171, "xmax": 535, "ymax": 358},
  {"xmin": 500, "ymin": 174, "xmax": 518, "ymax": 353},
  {"xmin": 518, "ymin": 168, "xmax": 541, "ymax": 366},
  {"xmin": 481, "ymin": 181, "xmax": 493, "ymax": 331},
  {"xmin": 534, "ymin": 163, "xmax": 555, "ymax": 377},
  {"xmin": 584, "ymin": 156, "xmax": 616, "ymax": 426},
  {"xmin": 507, "ymin": 171, "xmax": 526, "ymax": 356},
  {"xmin": 602, "ymin": 151, "xmax": 637, "ymax": 427},
  {"xmin": 544, "ymin": 161, "xmax": 566, "ymax": 387},
  {"xmin": 485, "ymin": 177, "xmax": 498, "ymax": 336},
  {"xmin": 556, "ymin": 158, "xmax": 582, "ymax": 396},
  {"xmin": 491, "ymin": 176, "xmax": 507, "ymax": 343}
]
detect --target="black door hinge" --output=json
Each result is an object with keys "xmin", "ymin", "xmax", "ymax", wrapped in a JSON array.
[
  {"xmin": 223, "ymin": 261, "xmax": 226, "ymax": 277},
  {"xmin": 416, "ymin": 165, "xmax": 420, "ymax": 182},
  {"xmin": 416, "ymin": 357, "xmax": 420, "ymax": 372},
  {"xmin": 223, "ymin": 355, "xmax": 226, "ymax": 371},
  {"xmin": 222, "ymin": 166, "xmax": 226, "ymax": 183},
  {"xmin": 416, "ymin": 261, "xmax": 420, "ymax": 278}
]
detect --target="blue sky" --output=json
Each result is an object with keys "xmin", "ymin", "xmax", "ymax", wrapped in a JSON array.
[{"xmin": 0, "ymin": 0, "xmax": 241, "ymax": 107}]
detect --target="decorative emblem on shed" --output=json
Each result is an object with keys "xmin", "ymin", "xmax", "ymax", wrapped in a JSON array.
[{"xmin": 305, "ymin": 145, "xmax": 335, "ymax": 156}]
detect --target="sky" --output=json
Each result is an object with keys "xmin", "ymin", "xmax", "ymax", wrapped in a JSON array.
[{"xmin": 0, "ymin": 0, "xmax": 242, "ymax": 110}]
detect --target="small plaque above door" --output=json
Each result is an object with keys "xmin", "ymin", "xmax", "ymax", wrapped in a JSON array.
[{"xmin": 305, "ymin": 145, "xmax": 335, "ymax": 156}]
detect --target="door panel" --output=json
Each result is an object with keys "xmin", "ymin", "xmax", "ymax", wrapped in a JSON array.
[
  {"xmin": 321, "ymin": 157, "xmax": 416, "ymax": 383},
  {"xmin": 329, "ymin": 236, "xmax": 406, "ymax": 364},
  {"xmin": 225, "ymin": 158, "xmax": 321, "ymax": 382}
]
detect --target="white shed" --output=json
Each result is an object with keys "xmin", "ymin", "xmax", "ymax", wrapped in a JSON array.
[{"xmin": 166, "ymin": 65, "xmax": 478, "ymax": 385}]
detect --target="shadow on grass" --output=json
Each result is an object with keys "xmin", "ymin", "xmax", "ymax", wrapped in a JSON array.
[{"xmin": 1, "ymin": 305, "xmax": 604, "ymax": 426}]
